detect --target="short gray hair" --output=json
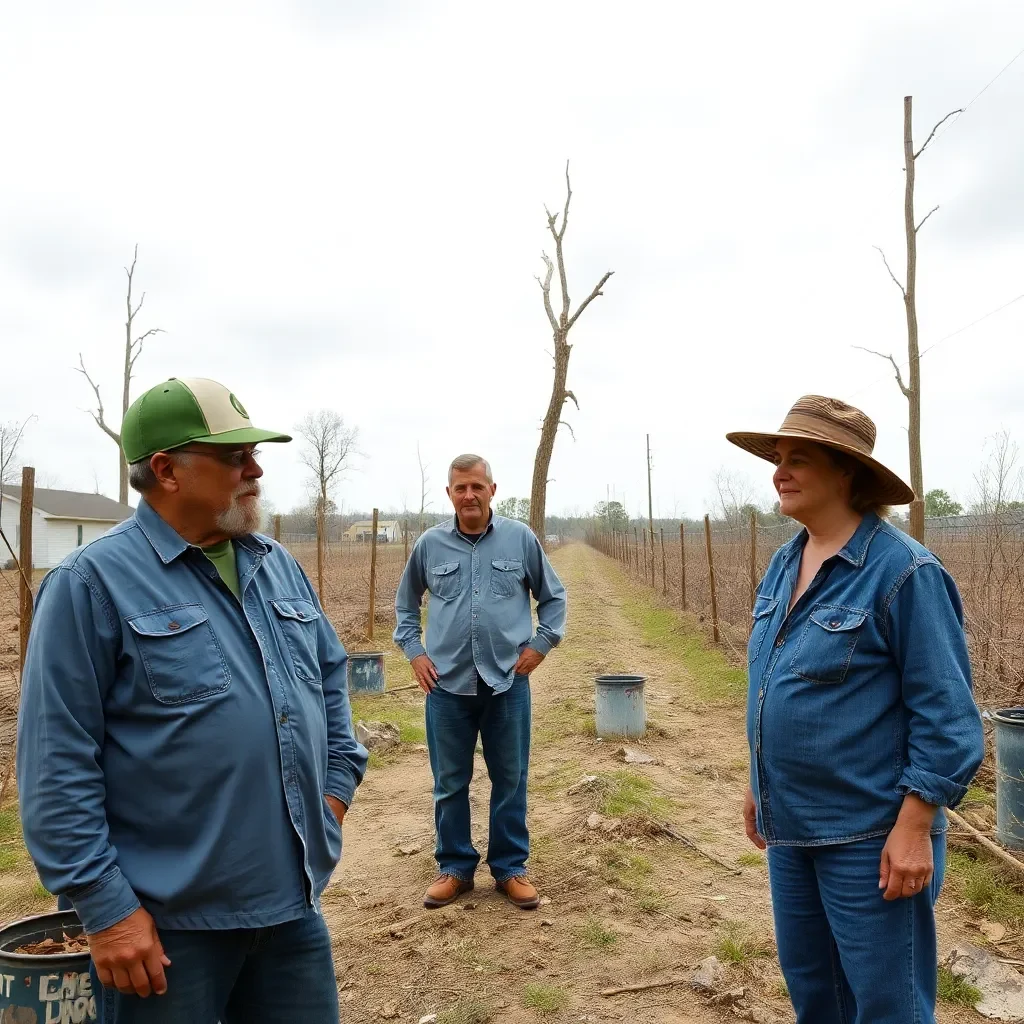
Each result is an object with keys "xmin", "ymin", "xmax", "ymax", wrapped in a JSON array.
[
  {"xmin": 128, "ymin": 452, "xmax": 193, "ymax": 493},
  {"xmin": 448, "ymin": 454, "xmax": 492, "ymax": 485}
]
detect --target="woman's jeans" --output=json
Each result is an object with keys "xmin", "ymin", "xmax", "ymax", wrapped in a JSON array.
[
  {"xmin": 424, "ymin": 677, "xmax": 531, "ymax": 882},
  {"xmin": 768, "ymin": 834, "xmax": 945, "ymax": 1024}
]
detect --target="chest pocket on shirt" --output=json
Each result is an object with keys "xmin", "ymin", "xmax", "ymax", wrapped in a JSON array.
[
  {"xmin": 270, "ymin": 599, "xmax": 322, "ymax": 684},
  {"xmin": 429, "ymin": 561, "xmax": 462, "ymax": 601},
  {"xmin": 748, "ymin": 597, "xmax": 778, "ymax": 666},
  {"xmin": 792, "ymin": 606, "xmax": 868, "ymax": 684},
  {"xmin": 126, "ymin": 603, "xmax": 231, "ymax": 705},
  {"xmin": 490, "ymin": 558, "xmax": 525, "ymax": 599}
]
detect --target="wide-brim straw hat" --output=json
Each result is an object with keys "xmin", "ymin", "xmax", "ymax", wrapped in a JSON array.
[{"xmin": 726, "ymin": 395, "xmax": 916, "ymax": 507}]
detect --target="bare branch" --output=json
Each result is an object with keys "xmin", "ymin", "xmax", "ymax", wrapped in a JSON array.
[
  {"xmin": 873, "ymin": 246, "xmax": 906, "ymax": 298},
  {"xmin": 537, "ymin": 253, "xmax": 558, "ymax": 332},
  {"xmin": 564, "ymin": 390, "xmax": 579, "ymax": 411},
  {"xmin": 557, "ymin": 160, "xmax": 571, "ymax": 243},
  {"xmin": 75, "ymin": 354, "xmax": 121, "ymax": 442},
  {"xmin": 915, "ymin": 205, "xmax": 940, "ymax": 233},
  {"xmin": 558, "ymin": 420, "xmax": 576, "ymax": 441},
  {"xmin": 914, "ymin": 109, "xmax": 964, "ymax": 159},
  {"xmin": 567, "ymin": 271, "xmax": 615, "ymax": 329},
  {"xmin": 853, "ymin": 345, "xmax": 912, "ymax": 398},
  {"xmin": 131, "ymin": 290, "xmax": 146, "ymax": 321},
  {"xmin": 128, "ymin": 327, "xmax": 166, "ymax": 374}
]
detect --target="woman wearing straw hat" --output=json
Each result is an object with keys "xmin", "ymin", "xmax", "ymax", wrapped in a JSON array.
[{"xmin": 727, "ymin": 396, "xmax": 983, "ymax": 1024}]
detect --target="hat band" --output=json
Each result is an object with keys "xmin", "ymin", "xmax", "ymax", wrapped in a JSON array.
[{"xmin": 777, "ymin": 412, "xmax": 875, "ymax": 456}]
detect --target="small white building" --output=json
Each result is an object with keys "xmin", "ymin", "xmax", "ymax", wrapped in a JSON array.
[
  {"xmin": 344, "ymin": 519, "xmax": 403, "ymax": 544},
  {"xmin": 0, "ymin": 487, "xmax": 134, "ymax": 570}
]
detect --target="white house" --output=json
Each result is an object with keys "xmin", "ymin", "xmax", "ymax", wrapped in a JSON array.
[
  {"xmin": 1, "ymin": 487, "xmax": 134, "ymax": 569},
  {"xmin": 344, "ymin": 519, "xmax": 403, "ymax": 544}
]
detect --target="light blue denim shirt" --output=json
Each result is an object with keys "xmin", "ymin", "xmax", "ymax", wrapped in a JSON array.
[
  {"xmin": 748, "ymin": 512, "xmax": 984, "ymax": 846},
  {"xmin": 17, "ymin": 500, "xmax": 368, "ymax": 934},
  {"xmin": 394, "ymin": 515, "xmax": 567, "ymax": 695}
]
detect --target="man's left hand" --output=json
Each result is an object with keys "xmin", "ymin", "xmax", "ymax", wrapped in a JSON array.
[
  {"xmin": 325, "ymin": 795, "xmax": 347, "ymax": 826},
  {"xmin": 513, "ymin": 648, "xmax": 545, "ymax": 676}
]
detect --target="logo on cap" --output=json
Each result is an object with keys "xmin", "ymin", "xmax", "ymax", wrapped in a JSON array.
[{"xmin": 229, "ymin": 393, "xmax": 249, "ymax": 418}]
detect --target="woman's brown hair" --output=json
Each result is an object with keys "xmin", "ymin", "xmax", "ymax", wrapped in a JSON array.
[{"xmin": 825, "ymin": 448, "xmax": 892, "ymax": 518}]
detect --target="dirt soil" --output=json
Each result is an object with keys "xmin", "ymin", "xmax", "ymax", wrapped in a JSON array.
[{"xmin": 327, "ymin": 544, "xmax": 991, "ymax": 1023}]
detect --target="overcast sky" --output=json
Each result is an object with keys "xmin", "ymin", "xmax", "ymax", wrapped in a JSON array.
[{"xmin": 2, "ymin": 1, "xmax": 1023, "ymax": 521}]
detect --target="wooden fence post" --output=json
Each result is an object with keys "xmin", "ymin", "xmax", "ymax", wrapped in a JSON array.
[
  {"xmin": 660, "ymin": 528, "xmax": 667, "ymax": 595},
  {"xmin": 403, "ymin": 518, "xmax": 410, "ymax": 564},
  {"xmin": 272, "ymin": 514, "xmax": 282, "ymax": 543},
  {"xmin": 641, "ymin": 527, "xmax": 648, "ymax": 584},
  {"xmin": 749, "ymin": 509, "xmax": 758, "ymax": 614},
  {"xmin": 679, "ymin": 522, "xmax": 687, "ymax": 611},
  {"xmin": 18, "ymin": 467, "xmax": 35, "ymax": 673},
  {"xmin": 704, "ymin": 514, "xmax": 720, "ymax": 644},
  {"xmin": 633, "ymin": 527, "xmax": 638, "ymax": 574},
  {"xmin": 315, "ymin": 501, "xmax": 325, "ymax": 604},
  {"xmin": 367, "ymin": 508, "xmax": 379, "ymax": 640}
]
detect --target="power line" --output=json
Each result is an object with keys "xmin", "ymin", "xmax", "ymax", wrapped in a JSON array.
[{"xmin": 850, "ymin": 290, "xmax": 1024, "ymax": 398}]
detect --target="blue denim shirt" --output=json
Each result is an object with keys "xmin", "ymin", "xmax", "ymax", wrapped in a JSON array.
[
  {"xmin": 17, "ymin": 501, "xmax": 368, "ymax": 934},
  {"xmin": 747, "ymin": 513, "xmax": 983, "ymax": 846},
  {"xmin": 394, "ymin": 515, "xmax": 567, "ymax": 695}
]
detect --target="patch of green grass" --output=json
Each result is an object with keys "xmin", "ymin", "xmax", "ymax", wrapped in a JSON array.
[
  {"xmin": 349, "ymin": 698, "xmax": 426, "ymax": 745},
  {"xmin": 522, "ymin": 983, "xmax": 569, "ymax": 1014},
  {"xmin": 772, "ymin": 978, "xmax": 790, "ymax": 1001},
  {"xmin": 529, "ymin": 760, "xmax": 586, "ymax": 798},
  {"xmin": 0, "ymin": 848, "xmax": 21, "ymax": 871},
  {"xmin": 620, "ymin": 596, "xmax": 746, "ymax": 704},
  {"xmin": 598, "ymin": 844, "xmax": 654, "ymax": 891},
  {"xmin": 937, "ymin": 965, "xmax": 981, "ymax": 1007},
  {"xmin": 713, "ymin": 921, "xmax": 774, "ymax": 965},
  {"xmin": 634, "ymin": 890, "xmax": 668, "ymax": 913},
  {"xmin": 535, "ymin": 697, "xmax": 595, "ymax": 743},
  {"xmin": 0, "ymin": 804, "xmax": 23, "ymax": 844},
  {"xmin": 948, "ymin": 850, "xmax": 1024, "ymax": 925},
  {"xmin": 964, "ymin": 785, "xmax": 995, "ymax": 807},
  {"xmin": 32, "ymin": 880, "xmax": 52, "ymax": 901},
  {"xmin": 737, "ymin": 851, "xmax": 766, "ymax": 868},
  {"xmin": 437, "ymin": 1000, "xmax": 494, "ymax": 1024},
  {"xmin": 599, "ymin": 771, "xmax": 672, "ymax": 821},
  {"xmin": 577, "ymin": 916, "xmax": 617, "ymax": 949}
]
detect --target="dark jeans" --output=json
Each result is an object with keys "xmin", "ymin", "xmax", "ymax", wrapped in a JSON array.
[
  {"xmin": 91, "ymin": 908, "xmax": 338, "ymax": 1023},
  {"xmin": 768, "ymin": 834, "xmax": 945, "ymax": 1024},
  {"xmin": 424, "ymin": 676, "xmax": 531, "ymax": 882}
]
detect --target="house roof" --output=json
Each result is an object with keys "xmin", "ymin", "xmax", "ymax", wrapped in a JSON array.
[
  {"xmin": 348, "ymin": 519, "xmax": 401, "ymax": 529},
  {"xmin": 1, "ymin": 486, "xmax": 135, "ymax": 522}
]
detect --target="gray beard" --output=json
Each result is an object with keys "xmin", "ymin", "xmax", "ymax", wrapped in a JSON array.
[{"xmin": 217, "ymin": 498, "xmax": 262, "ymax": 537}]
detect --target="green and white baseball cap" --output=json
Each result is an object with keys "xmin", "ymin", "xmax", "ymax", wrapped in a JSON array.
[{"xmin": 121, "ymin": 378, "xmax": 292, "ymax": 463}]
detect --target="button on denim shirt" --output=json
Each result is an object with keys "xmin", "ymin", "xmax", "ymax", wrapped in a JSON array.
[
  {"xmin": 17, "ymin": 501, "xmax": 368, "ymax": 934},
  {"xmin": 394, "ymin": 515, "xmax": 567, "ymax": 695},
  {"xmin": 748, "ymin": 513, "xmax": 983, "ymax": 846}
]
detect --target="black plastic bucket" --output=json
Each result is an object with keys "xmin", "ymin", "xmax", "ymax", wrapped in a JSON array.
[{"xmin": 0, "ymin": 909, "xmax": 96, "ymax": 1022}]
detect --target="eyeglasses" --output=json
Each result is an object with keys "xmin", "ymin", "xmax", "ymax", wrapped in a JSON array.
[{"xmin": 172, "ymin": 448, "xmax": 262, "ymax": 469}]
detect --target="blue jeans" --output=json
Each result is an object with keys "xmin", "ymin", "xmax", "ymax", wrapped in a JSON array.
[
  {"xmin": 425, "ymin": 676, "xmax": 531, "ymax": 882},
  {"xmin": 768, "ymin": 834, "xmax": 946, "ymax": 1024},
  {"xmin": 91, "ymin": 908, "xmax": 338, "ymax": 1023}
]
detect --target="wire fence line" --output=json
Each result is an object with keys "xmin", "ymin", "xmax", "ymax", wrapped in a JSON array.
[{"xmin": 588, "ymin": 513, "xmax": 1024, "ymax": 708}]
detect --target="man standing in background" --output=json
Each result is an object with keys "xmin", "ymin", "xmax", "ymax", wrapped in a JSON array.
[{"xmin": 394, "ymin": 454, "xmax": 567, "ymax": 910}]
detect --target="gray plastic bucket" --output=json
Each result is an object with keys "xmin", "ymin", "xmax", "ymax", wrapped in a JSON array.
[
  {"xmin": 348, "ymin": 652, "xmax": 386, "ymax": 693},
  {"xmin": 993, "ymin": 708, "xmax": 1024, "ymax": 849},
  {"xmin": 0, "ymin": 909, "xmax": 96, "ymax": 1021},
  {"xmin": 595, "ymin": 674, "xmax": 646, "ymax": 738}
]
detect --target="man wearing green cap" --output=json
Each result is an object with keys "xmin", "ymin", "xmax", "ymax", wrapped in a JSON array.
[{"xmin": 18, "ymin": 378, "xmax": 368, "ymax": 1023}]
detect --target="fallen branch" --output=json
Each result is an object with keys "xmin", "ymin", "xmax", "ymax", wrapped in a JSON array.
[
  {"xmin": 948, "ymin": 809, "xmax": 1024, "ymax": 878},
  {"xmin": 382, "ymin": 684, "xmax": 421, "ymax": 695},
  {"xmin": 657, "ymin": 823, "xmax": 742, "ymax": 875},
  {"xmin": 601, "ymin": 975, "xmax": 689, "ymax": 998}
]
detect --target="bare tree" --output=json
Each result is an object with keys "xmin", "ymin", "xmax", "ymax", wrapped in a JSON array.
[
  {"xmin": 529, "ymin": 163, "xmax": 614, "ymax": 540},
  {"xmin": 0, "ymin": 417, "xmax": 34, "ymax": 488},
  {"xmin": 417, "ymin": 442, "xmax": 432, "ymax": 538},
  {"xmin": 711, "ymin": 468, "xmax": 763, "ymax": 524},
  {"xmin": 297, "ymin": 410, "xmax": 359, "ymax": 598},
  {"xmin": 76, "ymin": 245, "xmax": 165, "ymax": 504},
  {"xmin": 856, "ymin": 96, "xmax": 962, "ymax": 542}
]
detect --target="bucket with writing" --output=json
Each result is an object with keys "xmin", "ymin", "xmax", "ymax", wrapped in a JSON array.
[
  {"xmin": 595, "ymin": 674, "xmax": 647, "ymax": 738},
  {"xmin": 0, "ymin": 909, "xmax": 96, "ymax": 1022},
  {"xmin": 348, "ymin": 652, "xmax": 386, "ymax": 693}
]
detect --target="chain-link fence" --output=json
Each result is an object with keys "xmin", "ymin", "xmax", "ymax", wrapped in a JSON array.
[{"xmin": 592, "ymin": 512, "xmax": 1024, "ymax": 708}]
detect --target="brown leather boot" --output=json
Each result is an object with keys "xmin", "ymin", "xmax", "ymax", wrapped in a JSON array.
[
  {"xmin": 423, "ymin": 874, "xmax": 474, "ymax": 909},
  {"xmin": 496, "ymin": 875, "xmax": 540, "ymax": 909}
]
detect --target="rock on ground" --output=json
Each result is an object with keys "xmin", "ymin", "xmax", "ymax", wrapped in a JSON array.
[
  {"xmin": 355, "ymin": 720, "xmax": 401, "ymax": 752},
  {"xmin": 946, "ymin": 944, "xmax": 1024, "ymax": 1021}
]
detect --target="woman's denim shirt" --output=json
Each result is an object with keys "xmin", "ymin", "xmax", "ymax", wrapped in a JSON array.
[{"xmin": 747, "ymin": 512, "xmax": 984, "ymax": 846}]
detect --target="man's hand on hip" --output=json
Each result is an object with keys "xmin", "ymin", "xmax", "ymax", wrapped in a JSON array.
[
  {"xmin": 513, "ymin": 648, "xmax": 545, "ymax": 676},
  {"xmin": 411, "ymin": 654, "xmax": 439, "ymax": 694},
  {"xmin": 325, "ymin": 794, "xmax": 347, "ymax": 825},
  {"xmin": 90, "ymin": 907, "xmax": 171, "ymax": 998}
]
